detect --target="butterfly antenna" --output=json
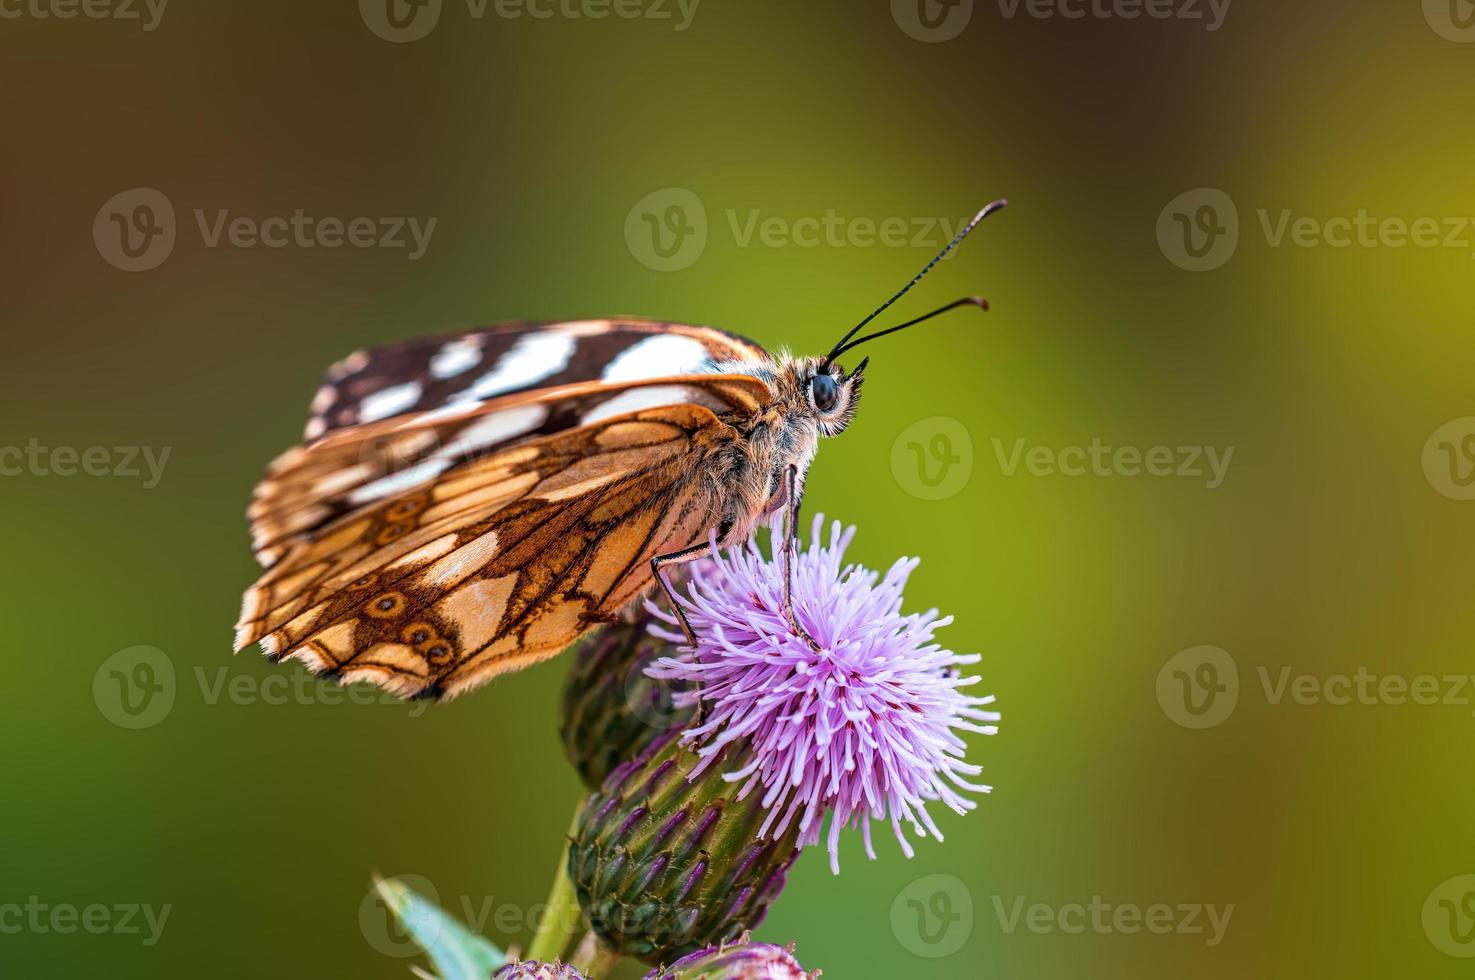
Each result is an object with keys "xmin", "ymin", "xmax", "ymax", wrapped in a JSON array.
[
  {"xmin": 828, "ymin": 296, "xmax": 990, "ymax": 362},
  {"xmin": 822, "ymin": 198, "xmax": 1007, "ymax": 369}
]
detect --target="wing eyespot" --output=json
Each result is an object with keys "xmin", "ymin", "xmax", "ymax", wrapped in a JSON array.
[{"xmin": 367, "ymin": 592, "xmax": 408, "ymax": 618}]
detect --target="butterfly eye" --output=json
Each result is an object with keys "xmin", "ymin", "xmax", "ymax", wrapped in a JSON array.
[{"xmin": 810, "ymin": 373, "xmax": 839, "ymax": 413}]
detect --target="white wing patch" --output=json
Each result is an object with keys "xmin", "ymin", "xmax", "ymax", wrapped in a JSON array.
[
  {"xmin": 359, "ymin": 381, "xmax": 424, "ymax": 423},
  {"xmin": 439, "ymin": 404, "xmax": 548, "ymax": 458},
  {"xmin": 455, "ymin": 331, "xmax": 577, "ymax": 402},
  {"xmin": 430, "ymin": 337, "xmax": 484, "ymax": 379},
  {"xmin": 581, "ymin": 385, "xmax": 712, "ymax": 424},
  {"xmin": 600, "ymin": 335, "xmax": 710, "ymax": 382},
  {"xmin": 347, "ymin": 457, "xmax": 453, "ymax": 505},
  {"xmin": 344, "ymin": 404, "xmax": 550, "ymax": 507}
]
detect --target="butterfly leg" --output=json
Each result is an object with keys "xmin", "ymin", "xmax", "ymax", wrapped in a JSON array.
[
  {"xmin": 650, "ymin": 541, "xmax": 712, "ymax": 647},
  {"xmin": 781, "ymin": 464, "xmax": 823, "ymax": 653}
]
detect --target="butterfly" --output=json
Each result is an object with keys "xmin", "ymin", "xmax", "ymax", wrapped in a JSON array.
[{"xmin": 234, "ymin": 200, "xmax": 1006, "ymax": 700}]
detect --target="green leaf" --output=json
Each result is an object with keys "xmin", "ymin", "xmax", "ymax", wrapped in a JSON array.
[{"xmin": 374, "ymin": 875, "xmax": 506, "ymax": 980}]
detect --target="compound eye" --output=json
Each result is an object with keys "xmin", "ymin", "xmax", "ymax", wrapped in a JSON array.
[{"xmin": 810, "ymin": 372, "xmax": 838, "ymax": 412}]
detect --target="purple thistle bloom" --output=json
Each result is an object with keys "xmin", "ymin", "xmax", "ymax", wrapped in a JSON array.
[
  {"xmin": 646, "ymin": 516, "xmax": 999, "ymax": 874},
  {"xmin": 493, "ymin": 961, "xmax": 587, "ymax": 980},
  {"xmin": 644, "ymin": 934, "xmax": 818, "ymax": 979}
]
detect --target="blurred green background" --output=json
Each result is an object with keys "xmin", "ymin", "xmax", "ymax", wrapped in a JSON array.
[{"xmin": 3, "ymin": 1, "xmax": 1475, "ymax": 977}]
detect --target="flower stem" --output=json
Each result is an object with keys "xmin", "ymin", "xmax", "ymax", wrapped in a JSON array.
[
  {"xmin": 570, "ymin": 931, "xmax": 621, "ymax": 977},
  {"xmin": 526, "ymin": 811, "xmax": 583, "ymax": 964}
]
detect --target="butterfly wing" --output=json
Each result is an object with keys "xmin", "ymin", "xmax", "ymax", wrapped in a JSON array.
[
  {"xmin": 236, "ymin": 379, "xmax": 770, "ymax": 701},
  {"xmin": 304, "ymin": 318, "xmax": 768, "ymax": 440},
  {"xmin": 249, "ymin": 373, "xmax": 767, "ymax": 567},
  {"xmin": 252, "ymin": 319, "xmax": 768, "ymax": 568}
]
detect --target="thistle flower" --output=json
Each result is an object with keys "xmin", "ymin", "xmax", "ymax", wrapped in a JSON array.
[
  {"xmin": 644, "ymin": 934, "xmax": 819, "ymax": 979},
  {"xmin": 647, "ymin": 516, "xmax": 999, "ymax": 874},
  {"xmin": 569, "ymin": 733, "xmax": 801, "ymax": 966},
  {"xmin": 561, "ymin": 610, "xmax": 696, "ymax": 791},
  {"xmin": 493, "ymin": 961, "xmax": 587, "ymax": 979}
]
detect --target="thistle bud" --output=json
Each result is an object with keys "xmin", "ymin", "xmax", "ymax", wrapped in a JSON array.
[
  {"xmin": 644, "ymin": 936, "xmax": 820, "ymax": 979},
  {"xmin": 493, "ymin": 961, "xmax": 586, "ymax": 979},
  {"xmin": 560, "ymin": 611, "xmax": 696, "ymax": 791},
  {"xmin": 568, "ymin": 734, "xmax": 802, "ymax": 966}
]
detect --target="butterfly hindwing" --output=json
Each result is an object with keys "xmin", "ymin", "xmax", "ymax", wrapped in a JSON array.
[{"xmin": 236, "ymin": 388, "xmax": 763, "ymax": 700}]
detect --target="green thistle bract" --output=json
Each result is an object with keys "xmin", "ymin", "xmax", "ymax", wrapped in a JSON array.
[
  {"xmin": 560, "ymin": 615, "xmax": 695, "ymax": 791},
  {"xmin": 569, "ymin": 734, "xmax": 802, "ymax": 966}
]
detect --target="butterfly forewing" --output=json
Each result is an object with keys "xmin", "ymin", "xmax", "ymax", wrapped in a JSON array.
[
  {"xmin": 249, "ymin": 372, "xmax": 769, "ymax": 567},
  {"xmin": 305, "ymin": 318, "xmax": 767, "ymax": 440}
]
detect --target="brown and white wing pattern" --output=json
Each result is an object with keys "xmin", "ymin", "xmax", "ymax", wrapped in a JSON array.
[
  {"xmin": 249, "ymin": 374, "xmax": 768, "ymax": 567},
  {"xmin": 235, "ymin": 385, "xmax": 769, "ymax": 701},
  {"xmin": 304, "ymin": 318, "xmax": 768, "ymax": 440}
]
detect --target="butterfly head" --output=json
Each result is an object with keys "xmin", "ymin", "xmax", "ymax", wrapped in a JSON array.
[{"xmin": 793, "ymin": 355, "xmax": 866, "ymax": 438}]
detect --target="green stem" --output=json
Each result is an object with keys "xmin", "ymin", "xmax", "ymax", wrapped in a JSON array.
[{"xmin": 526, "ymin": 811, "xmax": 584, "ymax": 964}]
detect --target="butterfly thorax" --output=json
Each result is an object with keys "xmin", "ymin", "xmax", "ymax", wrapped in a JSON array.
[{"xmin": 703, "ymin": 352, "xmax": 862, "ymax": 542}]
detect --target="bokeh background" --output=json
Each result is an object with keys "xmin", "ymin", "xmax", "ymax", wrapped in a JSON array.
[{"xmin": 4, "ymin": 1, "xmax": 1475, "ymax": 977}]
